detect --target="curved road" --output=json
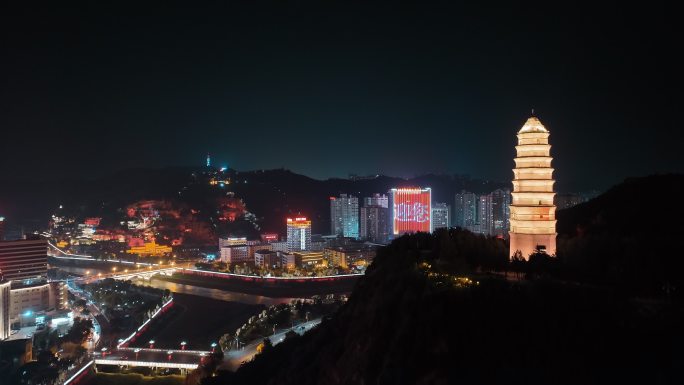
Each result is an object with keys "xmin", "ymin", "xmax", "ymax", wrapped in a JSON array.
[{"xmin": 223, "ymin": 319, "xmax": 321, "ymax": 371}]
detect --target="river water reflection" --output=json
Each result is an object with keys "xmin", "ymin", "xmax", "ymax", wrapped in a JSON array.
[{"xmin": 53, "ymin": 264, "xmax": 295, "ymax": 306}]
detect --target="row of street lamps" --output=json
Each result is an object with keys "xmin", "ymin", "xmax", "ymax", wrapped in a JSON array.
[
  {"xmin": 82, "ymin": 261, "xmax": 178, "ymax": 280},
  {"xmin": 148, "ymin": 339, "xmax": 218, "ymax": 352}
]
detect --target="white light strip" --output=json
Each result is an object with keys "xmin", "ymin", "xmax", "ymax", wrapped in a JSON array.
[
  {"xmin": 117, "ymin": 298, "xmax": 173, "ymax": 348},
  {"xmin": 94, "ymin": 359, "xmax": 198, "ymax": 370},
  {"xmin": 63, "ymin": 360, "xmax": 94, "ymax": 385},
  {"xmin": 118, "ymin": 347, "xmax": 210, "ymax": 354},
  {"xmin": 182, "ymin": 268, "xmax": 362, "ymax": 280}
]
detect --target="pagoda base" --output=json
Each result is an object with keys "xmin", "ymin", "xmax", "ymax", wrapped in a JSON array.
[{"xmin": 509, "ymin": 233, "xmax": 556, "ymax": 260}]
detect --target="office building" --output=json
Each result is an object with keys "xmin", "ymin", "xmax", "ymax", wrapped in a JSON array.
[
  {"xmin": 286, "ymin": 217, "xmax": 312, "ymax": 252},
  {"xmin": 0, "ymin": 239, "xmax": 48, "ymax": 283},
  {"xmin": 246, "ymin": 242, "xmax": 273, "ymax": 260},
  {"xmin": 363, "ymin": 194, "xmax": 389, "ymax": 208},
  {"xmin": 432, "ymin": 203, "xmax": 450, "ymax": 230},
  {"xmin": 491, "ymin": 189, "xmax": 511, "ymax": 237},
  {"xmin": 294, "ymin": 251, "xmax": 325, "ymax": 267},
  {"xmin": 330, "ymin": 194, "xmax": 359, "ymax": 239},
  {"xmin": 279, "ymin": 252, "xmax": 297, "ymax": 270},
  {"xmin": 9, "ymin": 281, "xmax": 67, "ymax": 326},
  {"xmin": 477, "ymin": 194, "xmax": 493, "ymax": 235},
  {"xmin": 0, "ymin": 276, "xmax": 10, "ymax": 340},
  {"xmin": 254, "ymin": 250, "xmax": 279, "ymax": 268},
  {"xmin": 324, "ymin": 245, "xmax": 377, "ymax": 269},
  {"xmin": 509, "ymin": 115, "xmax": 557, "ymax": 258},
  {"xmin": 219, "ymin": 237, "xmax": 248, "ymax": 248},
  {"xmin": 454, "ymin": 191, "xmax": 478, "ymax": 231},
  {"xmin": 359, "ymin": 206, "xmax": 390, "ymax": 244},
  {"xmin": 270, "ymin": 241, "xmax": 288, "ymax": 253},
  {"xmin": 220, "ymin": 245, "xmax": 249, "ymax": 264},
  {"xmin": 390, "ymin": 188, "xmax": 432, "ymax": 236}
]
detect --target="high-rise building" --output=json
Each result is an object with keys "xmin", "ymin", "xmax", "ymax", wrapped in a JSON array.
[
  {"xmin": 431, "ymin": 203, "xmax": 450, "ymax": 230},
  {"xmin": 359, "ymin": 206, "xmax": 390, "ymax": 244},
  {"xmin": 509, "ymin": 115, "xmax": 557, "ymax": 258},
  {"xmin": 0, "ymin": 275, "xmax": 10, "ymax": 340},
  {"xmin": 363, "ymin": 194, "xmax": 389, "ymax": 208},
  {"xmin": 454, "ymin": 191, "xmax": 478, "ymax": 231},
  {"xmin": 0, "ymin": 239, "xmax": 48, "ymax": 283},
  {"xmin": 286, "ymin": 217, "xmax": 312, "ymax": 252},
  {"xmin": 477, "ymin": 194, "xmax": 493, "ymax": 235},
  {"xmin": 390, "ymin": 188, "xmax": 432, "ymax": 236},
  {"xmin": 491, "ymin": 189, "xmax": 511, "ymax": 237},
  {"xmin": 329, "ymin": 194, "xmax": 359, "ymax": 238}
]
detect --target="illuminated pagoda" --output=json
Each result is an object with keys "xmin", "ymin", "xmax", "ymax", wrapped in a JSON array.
[{"xmin": 509, "ymin": 114, "xmax": 557, "ymax": 259}]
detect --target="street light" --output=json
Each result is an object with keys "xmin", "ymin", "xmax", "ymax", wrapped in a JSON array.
[
  {"xmin": 211, "ymin": 342, "xmax": 217, "ymax": 353},
  {"xmin": 134, "ymin": 348, "xmax": 141, "ymax": 360},
  {"xmin": 167, "ymin": 350, "xmax": 173, "ymax": 361},
  {"xmin": 180, "ymin": 341, "xmax": 187, "ymax": 350},
  {"xmin": 101, "ymin": 347, "xmax": 108, "ymax": 357},
  {"xmin": 149, "ymin": 340, "xmax": 155, "ymax": 348}
]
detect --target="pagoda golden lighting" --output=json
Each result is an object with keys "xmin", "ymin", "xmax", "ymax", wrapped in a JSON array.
[{"xmin": 509, "ymin": 115, "xmax": 557, "ymax": 259}]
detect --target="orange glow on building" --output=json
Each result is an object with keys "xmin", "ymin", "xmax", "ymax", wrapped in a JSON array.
[
  {"xmin": 391, "ymin": 188, "xmax": 432, "ymax": 236},
  {"xmin": 126, "ymin": 240, "xmax": 172, "ymax": 257},
  {"xmin": 509, "ymin": 115, "xmax": 557, "ymax": 259}
]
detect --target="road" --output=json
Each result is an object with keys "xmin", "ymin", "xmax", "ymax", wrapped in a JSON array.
[
  {"xmin": 223, "ymin": 318, "xmax": 321, "ymax": 371},
  {"xmin": 66, "ymin": 281, "xmax": 106, "ymax": 349}
]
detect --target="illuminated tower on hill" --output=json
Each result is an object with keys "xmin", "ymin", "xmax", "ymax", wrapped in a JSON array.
[{"xmin": 509, "ymin": 115, "xmax": 557, "ymax": 259}]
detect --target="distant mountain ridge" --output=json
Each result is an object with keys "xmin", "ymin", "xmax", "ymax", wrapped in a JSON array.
[{"xmin": 0, "ymin": 167, "xmax": 507, "ymax": 234}]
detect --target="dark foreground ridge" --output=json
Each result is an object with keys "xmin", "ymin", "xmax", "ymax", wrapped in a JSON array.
[{"xmin": 203, "ymin": 175, "xmax": 684, "ymax": 385}]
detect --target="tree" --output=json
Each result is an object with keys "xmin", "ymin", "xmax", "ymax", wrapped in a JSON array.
[
  {"xmin": 63, "ymin": 317, "xmax": 93, "ymax": 345},
  {"xmin": 510, "ymin": 251, "xmax": 526, "ymax": 280}
]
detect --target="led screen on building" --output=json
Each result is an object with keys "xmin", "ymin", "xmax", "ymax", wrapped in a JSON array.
[{"xmin": 391, "ymin": 188, "xmax": 432, "ymax": 235}]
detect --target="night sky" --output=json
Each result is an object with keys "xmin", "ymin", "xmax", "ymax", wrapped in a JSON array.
[{"xmin": 2, "ymin": 1, "xmax": 680, "ymax": 192}]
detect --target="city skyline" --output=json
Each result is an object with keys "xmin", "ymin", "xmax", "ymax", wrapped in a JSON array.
[{"xmin": 1, "ymin": 2, "xmax": 682, "ymax": 383}]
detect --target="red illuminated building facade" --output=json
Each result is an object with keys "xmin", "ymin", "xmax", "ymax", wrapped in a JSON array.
[{"xmin": 390, "ymin": 188, "xmax": 432, "ymax": 236}]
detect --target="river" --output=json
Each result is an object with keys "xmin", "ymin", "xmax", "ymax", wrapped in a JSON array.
[{"xmin": 52, "ymin": 264, "xmax": 295, "ymax": 306}]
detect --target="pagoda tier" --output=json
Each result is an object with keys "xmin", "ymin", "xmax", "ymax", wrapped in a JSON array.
[{"xmin": 509, "ymin": 116, "xmax": 557, "ymax": 259}]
